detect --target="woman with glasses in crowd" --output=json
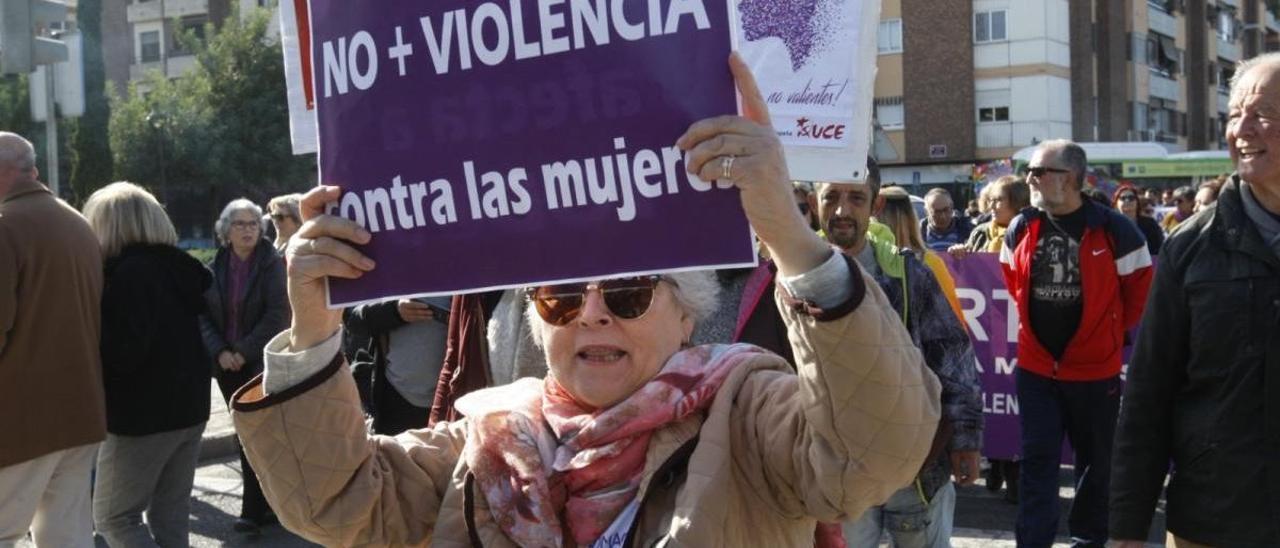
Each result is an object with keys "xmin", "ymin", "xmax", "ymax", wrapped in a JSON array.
[
  {"xmin": 1114, "ymin": 183, "xmax": 1164, "ymax": 256},
  {"xmin": 83, "ymin": 183, "xmax": 212, "ymax": 547},
  {"xmin": 266, "ymin": 193, "xmax": 302, "ymax": 255},
  {"xmin": 948, "ymin": 175, "xmax": 1029, "ymax": 259},
  {"xmin": 223, "ymin": 56, "xmax": 941, "ymax": 547},
  {"xmin": 200, "ymin": 198, "xmax": 289, "ymax": 536}
]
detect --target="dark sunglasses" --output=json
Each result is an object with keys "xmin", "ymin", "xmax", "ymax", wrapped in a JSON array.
[
  {"xmin": 270, "ymin": 212, "xmax": 290, "ymax": 221},
  {"xmin": 529, "ymin": 275, "xmax": 674, "ymax": 326},
  {"xmin": 1026, "ymin": 166, "xmax": 1070, "ymax": 178},
  {"xmin": 1117, "ymin": 194, "xmax": 1138, "ymax": 202}
]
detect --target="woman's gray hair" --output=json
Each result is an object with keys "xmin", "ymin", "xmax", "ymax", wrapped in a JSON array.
[
  {"xmin": 214, "ymin": 198, "xmax": 264, "ymax": 245},
  {"xmin": 524, "ymin": 270, "xmax": 721, "ymax": 348}
]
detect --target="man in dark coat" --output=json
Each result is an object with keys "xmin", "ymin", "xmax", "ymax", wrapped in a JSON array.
[{"xmin": 1110, "ymin": 54, "xmax": 1280, "ymax": 548}]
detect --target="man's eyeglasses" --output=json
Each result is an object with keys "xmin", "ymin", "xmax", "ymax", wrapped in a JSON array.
[
  {"xmin": 1026, "ymin": 166, "xmax": 1071, "ymax": 178},
  {"xmin": 230, "ymin": 220, "xmax": 259, "ymax": 231},
  {"xmin": 270, "ymin": 212, "xmax": 292, "ymax": 222},
  {"xmin": 529, "ymin": 276, "xmax": 674, "ymax": 326},
  {"xmin": 1117, "ymin": 194, "xmax": 1138, "ymax": 203}
]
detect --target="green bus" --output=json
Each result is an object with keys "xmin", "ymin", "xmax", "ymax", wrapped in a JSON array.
[{"xmin": 1012, "ymin": 142, "xmax": 1232, "ymax": 189}]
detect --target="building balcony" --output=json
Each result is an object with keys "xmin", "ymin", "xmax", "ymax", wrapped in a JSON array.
[
  {"xmin": 127, "ymin": 1, "xmax": 161, "ymax": 22},
  {"xmin": 1148, "ymin": 6, "xmax": 1178, "ymax": 38},
  {"xmin": 977, "ymin": 123, "xmax": 1013, "ymax": 149},
  {"xmin": 1217, "ymin": 36, "xmax": 1241, "ymax": 60},
  {"xmin": 1127, "ymin": 129, "xmax": 1178, "ymax": 145},
  {"xmin": 1149, "ymin": 72, "xmax": 1180, "ymax": 102},
  {"xmin": 127, "ymin": 0, "xmax": 210, "ymax": 23},
  {"xmin": 129, "ymin": 53, "xmax": 197, "ymax": 80}
]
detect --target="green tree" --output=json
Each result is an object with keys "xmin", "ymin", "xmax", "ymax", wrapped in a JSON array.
[
  {"xmin": 110, "ymin": 6, "xmax": 314, "ymax": 238},
  {"xmin": 69, "ymin": 0, "xmax": 114, "ymax": 203},
  {"xmin": 0, "ymin": 74, "xmax": 72, "ymax": 198},
  {"xmin": 0, "ymin": 75, "xmax": 35, "ymax": 139}
]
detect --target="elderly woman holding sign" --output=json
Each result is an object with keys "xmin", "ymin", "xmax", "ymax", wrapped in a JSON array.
[{"xmin": 229, "ymin": 55, "xmax": 940, "ymax": 547}]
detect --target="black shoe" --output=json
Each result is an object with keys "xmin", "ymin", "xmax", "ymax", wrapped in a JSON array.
[
  {"xmin": 234, "ymin": 518, "xmax": 262, "ymax": 538},
  {"xmin": 1003, "ymin": 462, "xmax": 1020, "ymax": 504},
  {"xmin": 985, "ymin": 461, "xmax": 1005, "ymax": 492}
]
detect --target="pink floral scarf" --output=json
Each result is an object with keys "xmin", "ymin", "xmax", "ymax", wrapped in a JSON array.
[{"xmin": 454, "ymin": 343, "xmax": 764, "ymax": 547}]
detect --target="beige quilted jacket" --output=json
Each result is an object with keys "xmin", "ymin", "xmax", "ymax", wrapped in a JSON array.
[{"xmin": 231, "ymin": 272, "xmax": 942, "ymax": 547}]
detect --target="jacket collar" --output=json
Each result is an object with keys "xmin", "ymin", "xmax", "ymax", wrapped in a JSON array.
[
  {"xmin": 1079, "ymin": 196, "xmax": 1109, "ymax": 229},
  {"xmin": 1212, "ymin": 176, "xmax": 1280, "ymax": 269},
  {"xmin": 2, "ymin": 178, "xmax": 49, "ymax": 204},
  {"xmin": 1021, "ymin": 196, "xmax": 1106, "ymax": 230}
]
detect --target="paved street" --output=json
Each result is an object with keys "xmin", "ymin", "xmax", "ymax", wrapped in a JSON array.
[
  {"xmin": 13, "ymin": 386, "xmax": 1167, "ymax": 547},
  {"xmin": 16, "ymin": 455, "xmax": 1168, "ymax": 547}
]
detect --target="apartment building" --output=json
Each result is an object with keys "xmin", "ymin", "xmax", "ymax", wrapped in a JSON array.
[
  {"xmin": 101, "ymin": 0, "xmax": 278, "ymax": 93},
  {"xmin": 874, "ymin": 0, "xmax": 1280, "ymax": 186}
]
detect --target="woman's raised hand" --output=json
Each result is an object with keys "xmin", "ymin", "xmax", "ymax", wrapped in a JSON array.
[
  {"xmin": 286, "ymin": 186, "xmax": 376, "ymax": 349},
  {"xmin": 676, "ymin": 53, "xmax": 829, "ymax": 277}
]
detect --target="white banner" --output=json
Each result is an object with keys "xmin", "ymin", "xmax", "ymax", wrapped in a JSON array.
[
  {"xmin": 734, "ymin": 0, "xmax": 880, "ymax": 182},
  {"xmin": 279, "ymin": 0, "xmax": 317, "ymax": 155}
]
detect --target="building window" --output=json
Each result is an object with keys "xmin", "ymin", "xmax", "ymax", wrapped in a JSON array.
[
  {"xmin": 974, "ymin": 10, "xmax": 1008, "ymax": 43},
  {"xmin": 139, "ymin": 30, "xmax": 161, "ymax": 63},
  {"xmin": 1147, "ymin": 0, "xmax": 1174, "ymax": 14},
  {"xmin": 1149, "ymin": 104, "xmax": 1177, "ymax": 141},
  {"xmin": 1219, "ymin": 58, "xmax": 1235, "ymax": 93},
  {"xmin": 875, "ymin": 97, "xmax": 905, "ymax": 130},
  {"xmin": 1217, "ymin": 8, "xmax": 1238, "ymax": 42},
  {"xmin": 978, "ymin": 106, "xmax": 1010, "ymax": 123},
  {"xmin": 878, "ymin": 19, "xmax": 903, "ymax": 54},
  {"xmin": 1146, "ymin": 33, "xmax": 1179, "ymax": 77}
]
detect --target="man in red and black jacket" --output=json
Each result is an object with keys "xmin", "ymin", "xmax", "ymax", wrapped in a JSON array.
[{"xmin": 999, "ymin": 140, "xmax": 1153, "ymax": 548}]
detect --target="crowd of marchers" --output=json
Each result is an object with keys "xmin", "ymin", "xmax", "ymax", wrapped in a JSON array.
[{"xmin": 1, "ymin": 52, "xmax": 1278, "ymax": 548}]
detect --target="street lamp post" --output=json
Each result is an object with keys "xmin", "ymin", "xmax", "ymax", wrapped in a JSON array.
[{"xmin": 147, "ymin": 110, "xmax": 168, "ymax": 205}]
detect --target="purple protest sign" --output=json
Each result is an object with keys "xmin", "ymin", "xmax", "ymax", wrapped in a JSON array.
[
  {"xmin": 309, "ymin": 0, "xmax": 756, "ymax": 306},
  {"xmin": 940, "ymin": 253, "xmax": 1023, "ymax": 460}
]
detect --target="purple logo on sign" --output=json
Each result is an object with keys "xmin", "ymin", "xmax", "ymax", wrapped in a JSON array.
[
  {"xmin": 737, "ymin": 0, "xmax": 832, "ymax": 71},
  {"xmin": 309, "ymin": 0, "xmax": 755, "ymax": 306}
]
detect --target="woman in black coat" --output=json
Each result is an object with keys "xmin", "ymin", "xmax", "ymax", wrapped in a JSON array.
[
  {"xmin": 200, "ymin": 197, "xmax": 289, "ymax": 535},
  {"xmin": 83, "ymin": 182, "xmax": 214, "ymax": 547},
  {"xmin": 1113, "ymin": 183, "xmax": 1165, "ymax": 256}
]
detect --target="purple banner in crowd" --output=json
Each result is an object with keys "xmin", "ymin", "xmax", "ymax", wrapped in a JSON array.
[
  {"xmin": 939, "ymin": 253, "xmax": 1023, "ymax": 460},
  {"xmin": 941, "ymin": 253, "xmax": 1136, "ymax": 461},
  {"xmin": 310, "ymin": 0, "xmax": 756, "ymax": 306}
]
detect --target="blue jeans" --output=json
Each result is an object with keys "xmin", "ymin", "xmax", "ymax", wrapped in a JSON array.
[
  {"xmin": 1015, "ymin": 369, "xmax": 1120, "ymax": 548},
  {"xmin": 843, "ymin": 481, "xmax": 955, "ymax": 547}
]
